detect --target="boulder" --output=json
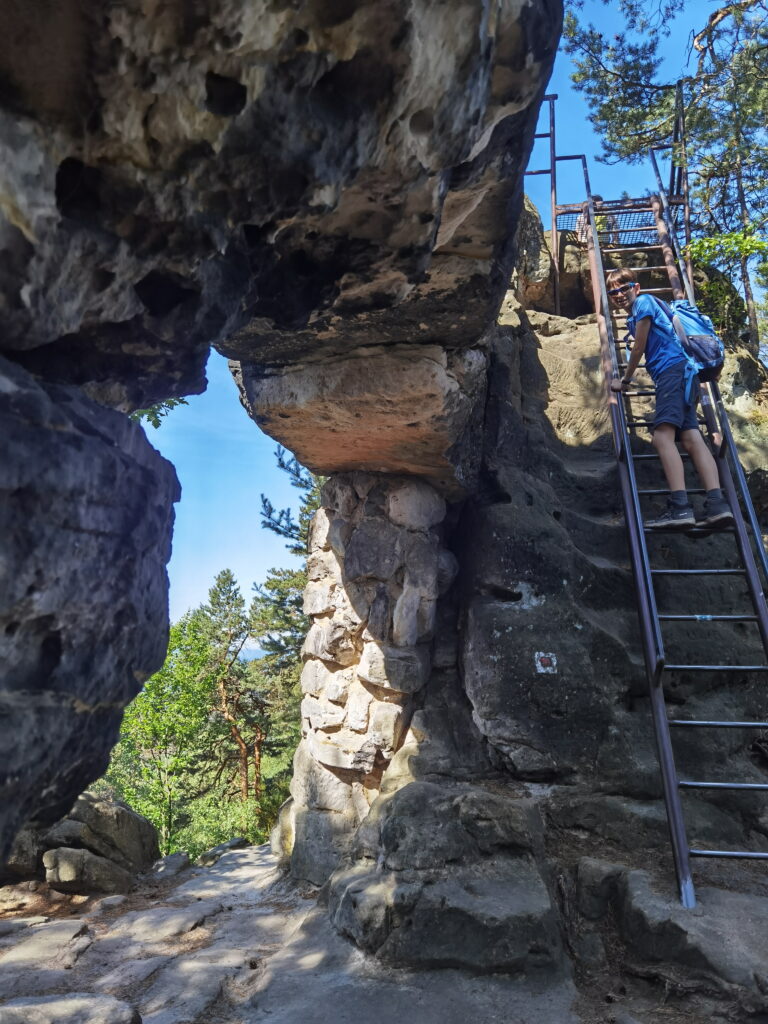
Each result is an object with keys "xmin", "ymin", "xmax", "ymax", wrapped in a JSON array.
[
  {"xmin": 43, "ymin": 848, "xmax": 133, "ymax": 895},
  {"xmin": 2, "ymin": 793, "xmax": 159, "ymax": 895},
  {"xmin": 197, "ymin": 838, "xmax": 249, "ymax": 867},
  {"xmin": 150, "ymin": 852, "xmax": 190, "ymax": 879}
]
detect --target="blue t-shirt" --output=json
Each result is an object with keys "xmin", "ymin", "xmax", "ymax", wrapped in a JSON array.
[{"xmin": 627, "ymin": 293, "xmax": 686, "ymax": 380}]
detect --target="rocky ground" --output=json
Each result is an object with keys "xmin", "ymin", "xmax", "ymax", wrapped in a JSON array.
[{"xmin": 2, "ymin": 844, "xmax": 768, "ymax": 1024}]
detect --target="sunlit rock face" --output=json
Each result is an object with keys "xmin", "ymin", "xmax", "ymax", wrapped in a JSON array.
[
  {"xmin": 272, "ymin": 472, "xmax": 455, "ymax": 885},
  {"xmin": 233, "ymin": 345, "xmax": 488, "ymax": 497}
]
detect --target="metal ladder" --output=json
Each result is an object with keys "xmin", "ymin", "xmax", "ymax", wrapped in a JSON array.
[{"xmin": 579, "ymin": 168, "xmax": 768, "ymax": 907}]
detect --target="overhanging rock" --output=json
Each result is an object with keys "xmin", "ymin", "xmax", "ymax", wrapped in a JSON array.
[{"xmin": 233, "ymin": 344, "xmax": 487, "ymax": 497}]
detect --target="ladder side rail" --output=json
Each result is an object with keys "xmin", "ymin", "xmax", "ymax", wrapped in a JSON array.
[
  {"xmin": 523, "ymin": 94, "xmax": 560, "ymax": 315},
  {"xmin": 674, "ymin": 82, "xmax": 695, "ymax": 284},
  {"xmin": 580, "ymin": 171, "xmax": 696, "ymax": 908},
  {"xmin": 648, "ymin": 148, "xmax": 695, "ymax": 303},
  {"xmin": 547, "ymin": 96, "xmax": 560, "ymax": 316},
  {"xmin": 698, "ymin": 387, "xmax": 768, "ymax": 654},
  {"xmin": 709, "ymin": 381, "xmax": 768, "ymax": 593}
]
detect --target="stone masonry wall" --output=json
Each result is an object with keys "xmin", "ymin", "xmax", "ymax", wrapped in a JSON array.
[{"xmin": 275, "ymin": 473, "xmax": 456, "ymax": 885}]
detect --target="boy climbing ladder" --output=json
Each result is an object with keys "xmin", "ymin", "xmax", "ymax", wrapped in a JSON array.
[{"xmin": 606, "ymin": 268, "xmax": 733, "ymax": 529}]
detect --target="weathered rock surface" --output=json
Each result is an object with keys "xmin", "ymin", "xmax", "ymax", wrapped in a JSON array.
[
  {"xmin": 280, "ymin": 471, "xmax": 454, "ymax": 885},
  {"xmin": 3, "ymin": 846, "xmax": 768, "ymax": 1021},
  {"xmin": 0, "ymin": 357, "xmax": 179, "ymax": 860},
  {"xmin": 328, "ymin": 781, "xmax": 563, "ymax": 973},
  {"xmin": 234, "ymin": 345, "xmax": 487, "ymax": 496},
  {"xmin": 0, "ymin": 993, "xmax": 140, "ymax": 1024},
  {"xmin": 0, "ymin": 0, "xmax": 560, "ymax": 414},
  {"xmin": 42, "ymin": 849, "xmax": 134, "ymax": 896},
  {"xmin": 0, "ymin": 0, "xmax": 561, "ymax": 854},
  {"xmin": 4, "ymin": 793, "xmax": 159, "ymax": 896}
]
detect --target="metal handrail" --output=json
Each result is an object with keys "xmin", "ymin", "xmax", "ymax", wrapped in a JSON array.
[
  {"xmin": 650, "ymin": 153, "xmax": 768, "ymax": 599},
  {"xmin": 576, "ymin": 164, "xmax": 696, "ymax": 908}
]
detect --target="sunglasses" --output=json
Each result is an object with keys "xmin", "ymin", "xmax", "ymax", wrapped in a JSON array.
[{"xmin": 607, "ymin": 282, "xmax": 638, "ymax": 296}]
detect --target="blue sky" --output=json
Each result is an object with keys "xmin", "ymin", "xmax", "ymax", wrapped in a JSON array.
[
  {"xmin": 150, "ymin": 2, "xmax": 706, "ymax": 621},
  {"xmin": 146, "ymin": 354, "xmax": 303, "ymax": 621}
]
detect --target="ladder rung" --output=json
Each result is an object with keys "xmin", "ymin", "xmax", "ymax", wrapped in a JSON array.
[
  {"xmin": 644, "ymin": 524, "xmax": 737, "ymax": 535},
  {"xmin": 690, "ymin": 849, "xmax": 768, "ymax": 859},
  {"xmin": 664, "ymin": 664, "xmax": 768, "ymax": 672},
  {"xmin": 627, "ymin": 419, "xmax": 707, "ymax": 429},
  {"xmin": 652, "ymin": 569, "xmax": 745, "ymax": 576},
  {"xmin": 638, "ymin": 488, "xmax": 706, "ymax": 495},
  {"xmin": 604, "ymin": 265, "xmax": 669, "ymax": 274},
  {"xmin": 633, "ymin": 453, "xmax": 691, "ymax": 460},
  {"xmin": 602, "ymin": 244, "xmax": 663, "ymax": 253},
  {"xmin": 670, "ymin": 718, "xmax": 768, "ymax": 727},
  {"xmin": 660, "ymin": 615, "xmax": 758, "ymax": 622},
  {"xmin": 679, "ymin": 780, "xmax": 768, "ymax": 790},
  {"xmin": 627, "ymin": 417, "xmax": 707, "ymax": 426},
  {"xmin": 626, "ymin": 390, "xmax": 656, "ymax": 396},
  {"xmin": 600, "ymin": 226, "xmax": 659, "ymax": 234}
]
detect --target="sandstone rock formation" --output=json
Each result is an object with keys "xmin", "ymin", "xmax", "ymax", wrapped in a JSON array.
[
  {"xmin": 3, "ymin": 0, "xmax": 768, "ymax": 1017},
  {"xmin": 0, "ymin": 0, "xmax": 561, "ymax": 851},
  {"xmin": 3, "ymin": 844, "xmax": 768, "ymax": 1021},
  {"xmin": 3, "ymin": 793, "xmax": 160, "ymax": 895},
  {"xmin": 0, "ymin": 357, "xmax": 178, "ymax": 858}
]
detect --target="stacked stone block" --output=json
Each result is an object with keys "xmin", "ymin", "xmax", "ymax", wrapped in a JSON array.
[{"xmin": 278, "ymin": 472, "xmax": 456, "ymax": 884}]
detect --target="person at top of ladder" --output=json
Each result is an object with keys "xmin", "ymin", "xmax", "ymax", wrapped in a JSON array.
[
  {"xmin": 606, "ymin": 267, "xmax": 734, "ymax": 530},
  {"xmin": 576, "ymin": 196, "xmax": 618, "ymax": 245}
]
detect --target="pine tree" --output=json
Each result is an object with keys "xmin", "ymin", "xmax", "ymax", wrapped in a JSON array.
[
  {"xmin": 564, "ymin": 0, "xmax": 768, "ymax": 352},
  {"xmin": 106, "ymin": 614, "xmax": 215, "ymax": 854},
  {"xmin": 198, "ymin": 570, "xmax": 270, "ymax": 804}
]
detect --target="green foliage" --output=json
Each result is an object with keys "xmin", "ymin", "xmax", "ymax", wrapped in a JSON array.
[
  {"xmin": 687, "ymin": 232, "xmax": 768, "ymax": 268},
  {"xmin": 130, "ymin": 397, "xmax": 189, "ymax": 429},
  {"xmin": 259, "ymin": 446, "xmax": 324, "ymax": 556},
  {"xmin": 106, "ymin": 615, "xmax": 215, "ymax": 853},
  {"xmin": 102, "ymin": 447, "xmax": 321, "ymax": 858}
]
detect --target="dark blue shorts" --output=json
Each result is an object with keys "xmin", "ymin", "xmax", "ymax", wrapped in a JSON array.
[{"xmin": 653, "ymin": 363, "xmax": 699, "ymax": 434}]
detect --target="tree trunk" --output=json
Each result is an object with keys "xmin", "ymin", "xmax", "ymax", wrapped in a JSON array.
[
  {"xmin": 230, "ymin": 725, "xmax": 249, "ymax": 801},
  {"xmin": 252, "ymin": 727, "xmax": 266, "ymax": 802},
  {"xmin": 735, "ymin": 155, "xmax": 760, "ymax": 353}
]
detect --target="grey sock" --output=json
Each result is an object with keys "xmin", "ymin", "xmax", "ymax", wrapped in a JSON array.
[
  {"xmin": 706, "ymin": 488, "xmax": 723, "ymax": 501},
  {"xmin": 669, "ymin": 490, "xmax": 689, "ymax": 507}
]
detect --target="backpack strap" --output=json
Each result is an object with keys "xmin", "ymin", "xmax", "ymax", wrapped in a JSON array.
[
  {"xmin": 648, "ymin": 293, "xmax": 690, "ymax": 348},
  {"xmin": 648, "ymin": 293, "xmax": 676, "ymax": 322}
]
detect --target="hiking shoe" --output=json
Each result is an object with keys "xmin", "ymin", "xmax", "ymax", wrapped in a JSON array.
[
  {"xmin": 645, "ymin": 503, "xmax": 696, "ymax": 530},
  {"xmin": 702, "ymin": 495, "xmax": 734, "ymax": 526}
]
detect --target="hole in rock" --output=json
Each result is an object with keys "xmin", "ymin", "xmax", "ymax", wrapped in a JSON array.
[
  {"xmin": 40, "ymin": 630, "xmax": 62, "ymax": 674},
  {"xmin": 134, "ymin": 271, "xmax": 197, "ymax": 317},
  {"xmin": 483, "ymin": 585, "xmax": 523, "ymax": 602},
  {"xmin": 552, "ymin": 509, "xmax": 562, "ymax": 520},
  {"xmin": 4, "ymin": 621, "xmax": 19, "ymax": 637},
  {"xmin": 55, "ymin": 158, "xmax": 102, "ymax": 222},
  {"xmin": 204, "ymin": 72, "xmax": 247, "ymax": 116},
  {"xmin": 92, "ymin": 269, "xmax": 115, "ymax": 293},
  {"xmin": 313, "ymin": 0, "xmax": 358, "ymax": 27},
  {"xmin": 314, "ymin": 51, "xmax": 394, "ymax": 117},
  {"xmin": 409, "ymin": 109, "xmax": 434, "ymax": 135}
]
